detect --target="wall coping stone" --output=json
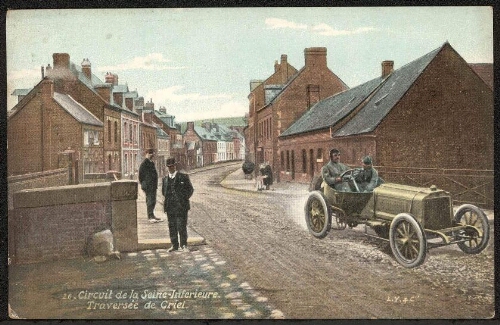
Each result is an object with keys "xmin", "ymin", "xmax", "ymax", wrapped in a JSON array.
[{"xmin": 13, "ymin": 182, "xmax": 110, "ymax": 209}]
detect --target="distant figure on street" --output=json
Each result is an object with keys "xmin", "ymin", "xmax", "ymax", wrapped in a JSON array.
[
  {"xmin": 262, "ymin": 162, "xmax": 273, "ymax": 190},
  {"xmin": 138, "ymin": 148, "xmax": 163, "ymax": 223},
  {"xmin": 162, "ymin": 157, "xmax": 194, "ymax": 252},
  {"xmin": 355, "ymin": 156, "xmax": 383, "ymax": 192},
  {"xmin": 322, "ymin": 148, "xmax": 349, "ymax": 191}
]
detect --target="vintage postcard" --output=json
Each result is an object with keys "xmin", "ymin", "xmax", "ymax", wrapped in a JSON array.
[{"xmin": 6, "ymin": 7, "xmax": 494, "ymax": 320}]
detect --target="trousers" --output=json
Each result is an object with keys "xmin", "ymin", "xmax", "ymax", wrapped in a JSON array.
[
  {"xmin": 145, "ymin": 190, "xmax": 157, "ymax": 218},
  {"xmin": 166, "ymin": 210, "xmax": 188, "ymax": 249}
]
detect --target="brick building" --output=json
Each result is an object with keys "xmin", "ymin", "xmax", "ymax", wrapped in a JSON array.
[
  {"xmin": 8, "ymin": 78, "xmax": 103, "ymax": 180},
  {"xmin": 247, "ymin": 48, "xmax": 348, "ymax": 181},
  {"xmin": 279, "ymin": 42, "xmax": 493, "ymax": 206}
]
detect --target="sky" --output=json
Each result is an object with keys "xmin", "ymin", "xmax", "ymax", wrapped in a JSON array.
[{"xmin": 6, "ymin": 7, "xmax": 493, "ymax": 123}]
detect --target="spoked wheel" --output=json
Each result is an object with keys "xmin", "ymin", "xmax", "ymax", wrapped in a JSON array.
[
  {"xmin": 389, "ymin": 213, "xmax": 427, "ymax": 268},
  {"xmin": 454, "ymin": 204, "xmax": 490, "ymax": 254},
  {"xmin": 304, "ymin": 191, "xmax": 332, "ymax": 238}
]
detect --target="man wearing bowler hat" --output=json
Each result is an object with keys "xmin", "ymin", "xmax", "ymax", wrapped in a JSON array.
[
  {"xmin": 162, "ymin": 157, "xmax": 194, "ymax": 252},
  {"xmin": 138, "ymin": 148, "xmax": 163, "ymax": 223}
]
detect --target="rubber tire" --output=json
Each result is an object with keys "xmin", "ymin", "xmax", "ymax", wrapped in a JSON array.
[
  {"xmin": 389, "ymin": 213, "xmax": 427, "ymax": 268},
  {"xmin": 454, "ymin": 204, "xmax": 490, "ymax": 254},
  {"xmin": 304, "ymin": 191, "xmax": 332, "ymax": 239}
]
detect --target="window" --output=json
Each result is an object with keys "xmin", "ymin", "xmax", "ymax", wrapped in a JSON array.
[
  {"xmin": 317, "ymin": 148, "xmax": 323, "ymax": 162},
  {"xmin": 84, "ymin": 130, "xmax": 99, "ymax": 146},
  {"xmin": 129, "ymin": 124, "xmax": 133, "ymax": 143},
  {"xmin": 281, "ymin": 151, "xmax": 285, "ymax": 169},
  {"xmin": 124, "ymin": 122, "xmax": 128, "ymax": 141},
  {"xmin": 286, "ymin": 150, "xmax": 290, "ymax": 171},
  {"xmin": 108, "ymin": 154, "xmax": 112, "ymax": 170},
  {"xmin": 114, "ymin": 121, "xmax": 118, "ymax": 143},
  {"xmin": 108, "ymin": 120, "xmax": 111, "ymax": 142},
  {"xmin": 302, "ymin": 149, "xmax": 307, "ymax": 173}
]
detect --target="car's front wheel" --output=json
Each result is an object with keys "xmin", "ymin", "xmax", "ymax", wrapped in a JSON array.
[
  {"xmin": 454, "ymin": 204, "xmax": 490, "ymax": 254},
  {"xmin": 304, "ymin": 191, "xmax": 332, "ymax": 238},
  {"xmin": 389, "ymin": 213, "xmax": 427, "ymax": 268}
]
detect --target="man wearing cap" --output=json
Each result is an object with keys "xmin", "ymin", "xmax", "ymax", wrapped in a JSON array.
[
  {"xmin": 162, "ymin": 157, "xmax": 194, "ymax": 252},
  {"xmin": 355, "ymin": 156, "xmax": 382, "ymax": 192},
  {"xmin": 322, "ymin": 148, "xmax": 349, "ymax": 191},
  {"xmin": 139, "ymin": 149, "xmax": 163, "ymax": 223}
]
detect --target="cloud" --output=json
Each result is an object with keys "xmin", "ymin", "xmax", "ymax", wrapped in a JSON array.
[
  {"xmin": 265, "ymin": 18, "xmax": 307, "ymax": 30},
  {"xmin": 97, "ymin": 53, "xmax": 186, "ymax": 72},
  {"xmin": 265, "ymin": 18, "xmax": 377, "ymax": 37},
  {"xmin": 312, "ymin": 24, "xmax": 377, "ymax": 36},
  {"xmin": 8, "ymin": 67, "xmax": 42, "ymax": 81},
  {"xmin": 146, "ymin": 86, "xmax": 232, "ymax": 104},
  {"xmin": 174, "ymin": 101, "xmax": 247, "ymax": 122}
]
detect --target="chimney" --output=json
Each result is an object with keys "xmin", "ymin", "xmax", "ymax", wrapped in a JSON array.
[
  {"xmin": 41, "ymin": 66, "xmax": 44, "ymax": 79},
  {"xmin": 159, "ymin": 106, "xmax": 167, "ymax": 114},
  {"xmin": 105, "ymin": 72, "xmax": 114, "ymax": 84},
  {"xmin": 40, "ymin": 78, "xmax": 54, "ymax": 102},
  {"xmin": 53, "ymin": 53, "xmax": 70, "ymax": 69},
  {"xmin": 81, "ymin": 58, "xmax": 91, "ymax": 80},
  {"xmin": 113, "ymin": 73, "xmax": 118, "ymax": 85},
  {"xmin": 382, "ymin": 60, "xmax": 394, "ymax": 78},
  {"xmin": 274, "ymin": 60, "xmax": 279, "ymax": 72},
  {"xmin": 94, "ymin": 83, "xmax": 112, "ymax": 103},
  {"xmin": 304, "ymin": 47, "xmax": 327, "ymax": 69},
  {"xmin": 187, "ymin": 122, "xmax": 194, "ymax": 130},
  {"xmin": 280, "ymin": 55, "xmax": 288, "ymax": 83}
]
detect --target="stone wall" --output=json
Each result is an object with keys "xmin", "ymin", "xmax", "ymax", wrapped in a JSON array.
[
  {"xmin": 9, "ymin": 180, "xmax": 138, "ymax": 264},
  {"xmin": 7, "ymin": 168, "xmax": 69, "ymax": 210}
]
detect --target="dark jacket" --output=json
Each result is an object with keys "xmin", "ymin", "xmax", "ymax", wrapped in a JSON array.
[
  {"xmin": 162, "ymin": 172, "xmax": 194, "ymax": 213},
  {"xmin": 138, "ymin": 159, "xmax": 158, "ymax": 192}
]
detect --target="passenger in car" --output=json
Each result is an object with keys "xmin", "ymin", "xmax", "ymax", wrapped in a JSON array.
[
  {"xmin": 355, "ymin": 156, "xmax": 382, "ymax": 192},
  {"xmin": 322, "ymin": 148, "xmax": 349, "ymax": 191}
]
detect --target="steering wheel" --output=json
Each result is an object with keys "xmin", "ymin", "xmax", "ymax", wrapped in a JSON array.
[{"xmin": 340, "ymin": 168, "xmax": 362, "ymax": 192}]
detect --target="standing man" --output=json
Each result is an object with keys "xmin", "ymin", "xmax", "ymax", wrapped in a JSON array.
[
  {"xmin": 139, "ymin": 148, "xmax": 163, "ymax": 223},
  {"xmin": 162, "ymin": 157, "xmax": 194, "ymax": 252},
  {"xmin": 322, "ymin": 148, "xmax": 349, "ymax": 191}
]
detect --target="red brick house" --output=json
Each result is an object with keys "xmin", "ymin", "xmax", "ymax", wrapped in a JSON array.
[
  {"xmin": 8, "ymin": 78, "xmax": 103, "ymax": 181},
  {"xmin": 279, "ymin": 42, "xmax": 493, "ymax": 206},
  {"xmin": 247, "ymin": 48, "xmax": 348, "ymax": 181},
  {"xmin": 246, "ymin": 54, "xmax": 298, "ymax": 165}
]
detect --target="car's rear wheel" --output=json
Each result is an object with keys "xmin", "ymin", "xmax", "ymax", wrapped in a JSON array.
[
  {"xmin": 454, "ymin": 204, "xmax": 490, "ymax": 254},
  {"xmin": 389, "ymin": 213, "xmax": 427, "ymax": 268},
  {"xmin": 305, "ymin": 191, "xmax": 331, "ymax": 238}
]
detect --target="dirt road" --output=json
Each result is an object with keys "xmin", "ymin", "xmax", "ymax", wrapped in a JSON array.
[{"xmin": 188, "ymin": 164, "xmax": 495, "ymax": 319}]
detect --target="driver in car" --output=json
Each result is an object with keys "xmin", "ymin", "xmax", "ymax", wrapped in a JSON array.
[
  {"xmin": 355, "ymin": 156, "xmax": 381, "ymax": 192},
  {"xmin": 322, "ymin": 148, "xmax": 349, "ymax": 191}
]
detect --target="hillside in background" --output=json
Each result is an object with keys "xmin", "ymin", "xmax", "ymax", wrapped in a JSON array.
[{"xmin": 179, "ymin": 116, "xmax": 247, "ymax": 133}]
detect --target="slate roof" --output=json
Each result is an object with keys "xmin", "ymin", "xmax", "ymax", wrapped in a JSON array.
[
  {"xmin": 11, "ymin": 88, "xmax": 32, "ymax": 96},
  {"xmin": 280, "ymin": 43, "xmax": 444, "ymax": 138},
  {"xmin": 157, "ymin": 128, "xmax": 169, "ymax": 139},
  {"xmin": 280, "ymin": 77, "xmax": 384, "ymax": 137},
  {"xmin": 194, "ymin": 126, "xmax": 218, "ymax": 141},
  {"xmin": 112, "ymin": 84, "xmax": 129, "ymax": 93},
  {"xmin": 53, "ymin": 92, "xmax": 103, "ymax": 126}
]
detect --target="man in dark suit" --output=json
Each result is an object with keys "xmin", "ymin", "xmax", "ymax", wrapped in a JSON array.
[
  {"xmin": 162, "ymin": 157, "xmax": 194, "ymax": 252},
  {"xmin": 138, "ymin": 148, "xmax": 163, "ymax": 223}
]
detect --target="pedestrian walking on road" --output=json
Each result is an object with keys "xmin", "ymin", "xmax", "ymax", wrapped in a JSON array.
[
  {"xmin": 162, "ymin": 157, "xmax": 194, "ymax": 252},
  {"xmin": 138, "ymin": 148, "xmax": 163, "ymax": 223}
]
